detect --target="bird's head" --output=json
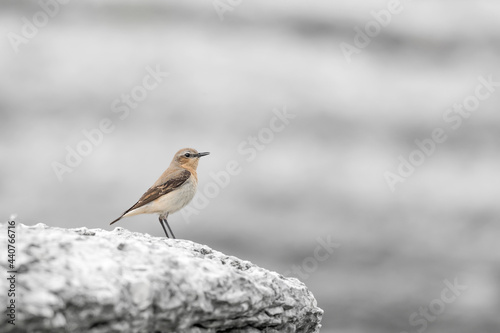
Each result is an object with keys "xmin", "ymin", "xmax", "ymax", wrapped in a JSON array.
[{"xmin": 172, "ymin": 148, "xmax": 210, "ymax": 170}]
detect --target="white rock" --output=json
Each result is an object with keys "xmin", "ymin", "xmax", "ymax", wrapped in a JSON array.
[{"xmin": 0, "ymin": 223, "xmax": 323, "ymax": 333}]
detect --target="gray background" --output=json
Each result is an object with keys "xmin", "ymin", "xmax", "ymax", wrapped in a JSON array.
[{"xmin": 1, "ymin": 1, "xmax": 500, "ymax": 332}]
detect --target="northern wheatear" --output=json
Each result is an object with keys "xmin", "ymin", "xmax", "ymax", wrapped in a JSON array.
[{"xmin": 110, "ymin": 148, "xmax": 209, "ymax": 238}]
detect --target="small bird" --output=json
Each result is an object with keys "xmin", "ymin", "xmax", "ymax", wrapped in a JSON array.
[{"xmin": 110, "ymin": 148, "xmax": 209, "ymax": 238}]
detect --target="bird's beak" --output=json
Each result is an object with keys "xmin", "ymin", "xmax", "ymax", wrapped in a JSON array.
[{"xmin": 196, "ymin": 152, "xmax": 210, "ymax": 158}]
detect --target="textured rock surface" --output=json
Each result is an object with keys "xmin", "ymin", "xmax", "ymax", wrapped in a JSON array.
[{"xmin": 0, "ymin": 223, "xmax": 323, "ymax": 333}]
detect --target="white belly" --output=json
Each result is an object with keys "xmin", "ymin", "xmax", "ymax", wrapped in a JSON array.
[
  {"xmin": 153, "ymin": 177, "xmax": 197, "ymax": 214},
  {"xmin": 124, "ymin": 177, "xmax": 198, "ymax": 217}
]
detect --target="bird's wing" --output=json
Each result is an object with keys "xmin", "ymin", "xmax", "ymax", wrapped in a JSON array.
[{"xmin": 110, "ymin": 169, "xmax": 191, "ymax": 225}]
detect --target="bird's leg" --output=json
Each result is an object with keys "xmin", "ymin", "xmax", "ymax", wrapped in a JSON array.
[
  {"xmin": 163, "ymin": 214, "xmax": 176, "ymax": 239},
  {"xmin": 158, "ymin": 216, "xmax": 169, "ymax": 238}
]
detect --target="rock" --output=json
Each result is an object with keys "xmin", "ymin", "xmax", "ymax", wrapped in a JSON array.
[{"xmin": 0, "ymin": 223, "xmax": 323, "ymax": 333}]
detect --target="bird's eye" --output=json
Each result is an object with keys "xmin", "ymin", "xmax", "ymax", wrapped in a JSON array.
[{"xmin": 184, "ymin": 153, "xmax": 191, "ymax": 158}]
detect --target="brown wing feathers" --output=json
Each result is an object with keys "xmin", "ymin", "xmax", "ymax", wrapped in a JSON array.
[{"xmin": 110, "ymin": 169, "xmax": 191, "ymax": 225}]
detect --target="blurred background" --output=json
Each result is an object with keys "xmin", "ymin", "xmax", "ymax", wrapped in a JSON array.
[{"xmin": 1, "ymin": 0, "xmax": 500, "ymax": 332}]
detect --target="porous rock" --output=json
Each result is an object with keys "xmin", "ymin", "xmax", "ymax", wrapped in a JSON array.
[{"xmin": 0, "ymin": 223, "xmax": 323, "ymax": 332}]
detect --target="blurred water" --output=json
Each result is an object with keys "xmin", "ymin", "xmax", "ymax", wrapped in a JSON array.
[{"xmin": 1, "ymin": 1, "xmax": 500, "ymax": 332}]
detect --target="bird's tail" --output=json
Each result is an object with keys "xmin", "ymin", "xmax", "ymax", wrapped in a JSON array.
[{"xmin": 110, "ymin": 215, "xmax": 123, "ymax": 225}]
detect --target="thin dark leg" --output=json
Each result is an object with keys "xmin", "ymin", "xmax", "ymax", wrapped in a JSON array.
[
  {"xmin": 158, "ymin": 217, "xmax": 169, "ymax": 238},
  {"xmin": 164, "ymin": 217, "xmax": 176, "ymax": 239}
]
